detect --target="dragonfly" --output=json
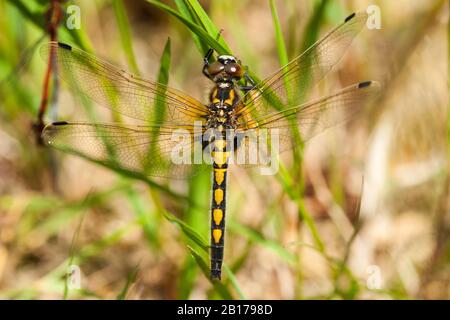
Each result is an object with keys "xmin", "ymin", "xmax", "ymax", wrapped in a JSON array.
[{"xmin": 41, "ymin": 11, "xmax": 380, "ymax": 280}]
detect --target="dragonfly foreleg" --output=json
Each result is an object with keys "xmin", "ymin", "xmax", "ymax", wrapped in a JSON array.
[{"xmin": 237, "ymin": 72, "xmax": 257, "ymax": 94}]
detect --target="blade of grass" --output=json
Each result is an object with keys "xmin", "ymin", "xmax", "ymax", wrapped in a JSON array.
[
  {"xmin": 269, "ymin": 0, "xmax": 289, "ymax": 67},
  {"xmin": 228, "ymin": 219, "xmax": 296, "ymax": 265},
  {"xmin": 174, "ymin": 0, "xmax": 209, "ymax": 54},
  {"xmin": 277, "ymin": 162, "xmax": 326, "ymax": 254},
  {"xmin": 147, "ymin": 37, "xmax": 171, "ymax": 175},
  {"xmin": 157, "ymin": 38, "xmax": 171, "ymax": 85},
  {"xmin": 178, "ymin": 168, "xmax": 210, "ymax": 298},
  {"xmin": 49, "ymin": 148, "xmax": 187, "ymax": 201},
  {"xmin": 269, "ymin": 0, "xmax": 294, "ymax": 113},
  {"xmin": 145, "ymin": 0, "xmax": 229, "ymax": 55},
  {"xmin": 18, "ymin": 184, "xmax": 128, "ymax": 239},
  {"xmin": 223, "ymin": 264, "xmax": 246, "ymax": 300},
  {"xmin": 5, "ymin": 0, "xmax": 44, "ymax": 32},
  {"xmin": 78, "ymin": 222, "xmax": 135, "ymax": 259},
  {"xmin": 188, "ymin": 246, "xmax": 234, "ymax": 299},
  {"xmin": 299, "ymin": 0, "xmax": 329, "ymax": 53},
  {"xmin": 184, "ymin": 0, "xmax": 230, "ymax": 51},
  {"xmin": 178, "ymin": 257, "xmax": 198, "ymax": 299},
  {"xmin": 151, "ymin": 37, "xmax": 170, "ymax": 124},
  {"xmin": 42, "ymin": 223, "xmax": 136, "ymax": 294},
  {"xmin": 162, "ymin": 210, "xmax": 209, "ymax": 253},
  {"xmin": 117, "ymin": 264, "xmax": 140, "ymax": 300},
  {"xmin": 229, "ymin": 241, "xmax": 252, "ymax": 274},
  {"xmin": 112, "ymin": 0, "xmax": 140, "ymax": 75},
  {"xmin": 124, "ymin": 186, "xmax": 159, "ymax": 247},
  {"xmin": 185, "ymin": 171, "xmax": 210, "ymax": 244},
  {"xmin": 146, "ymin": 0, "xmax": 269, "ymax": 90},
  {"xmin": 63, "ymin": 195, "xmax": 89, "ymax": 300},
  {"xmin": 5, "ymin": 0, "xmax": 91, "ymax": 50}
]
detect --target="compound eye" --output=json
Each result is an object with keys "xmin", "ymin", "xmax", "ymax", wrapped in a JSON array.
[
  {"xmin": 207, "ymin": 61, "xmax": 224, "ymax": 76},
  {"xmin": 225, "ymin": 63, "xmax": 243, "ymax": 78}
]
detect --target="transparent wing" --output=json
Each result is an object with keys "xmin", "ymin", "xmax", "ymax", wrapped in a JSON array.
[
  {"xmin": 235, "ymin": 12, "xmax": 369, "ymax": 119},
  {"xmin": 41, "ymin": 121, "xmax": 209, "ymax": 178},
  {"xmin": 40, "ymin": 42, "xmax": 209, "ymax": 123},
  {"xmin": 233, "ymin": 81, "xmax": 381, "ymax": 166}
]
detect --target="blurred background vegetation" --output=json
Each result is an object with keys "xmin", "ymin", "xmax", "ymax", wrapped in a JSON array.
[{"xmin": 0, "ymin": 0, "xmax": 448, "ymax": 299}]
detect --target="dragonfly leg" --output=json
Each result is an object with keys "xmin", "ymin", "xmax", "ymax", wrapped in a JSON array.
[
  {"xmin": 244, "ymin": 72, "xmax": 256, "ymax": 86},
  {"xmin": 202, "ymin": 29, "xmax": 224, "ymax": 79},
  {"xmin": 238, "ymin": 72, "xmax": 257, "ymax": 94},
  {"xmin": 202, "ymin": 48, "xmax": 215, "ymax": 79}
]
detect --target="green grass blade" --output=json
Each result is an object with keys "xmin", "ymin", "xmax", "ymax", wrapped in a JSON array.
[
  {"xmin": 228, "ymin": 219, "xmax": 296, "ymax": 265},
  {"xmin": 5, "ymin": 0, "xmax": 91, "ymax": 50},
  {"xmin": 223, "ymin": 265, "xmax": 246, "ymax": 300},
  {"xmin": 22, "ymin": 185, "xmax": 127, "ymax": 238},
  {"xmin": 188, "ymin": 246, "xmax": 234, "ymax": 299},
  {"xmin": 78, "ymin": 223, "xmax": 135, "ymax": 259},
  {"xmin": 117, "ymin": 264, "xmax": 140, "ymax": 300},
  {"xmin": 269, "ymin": 0, "xmax": 294, "ymax": 112},
  {"xmin": 63, "ymin": 202, "xmax": 88, "ymax": 300},
  {"xmin": 184, "ymin": 0, "xmax": 230, "ymax": 51},
  {"xmin": 47, "ymin": 147, "xmax": 187, "ymax": 201},
  {"xmin": 154, "ymin": 36, "xmax": 171, "ymax": 122},
  {"xmin": 185, "ymin": 0, "xmax": 218, "ymax": 34},
  {"xmin": 147, "ymin": 37, "xmax": 171, "ymax": 173},
  {"xmin": 299, "ymin": 0, "xmax": 329, "ymax": 52},
  {"xmin": 5, "ymin": 0, "xmax": 42, "ymax": 29},
  {"xmin": 178, "ymin": 257, "xmax": 198, "ymax": 299},
  {"xmin": 145, "ymin": 0, "xmax": 230, "ymax": 55},
  {"xmin": 112, "ymin": 0, "xmax": 140, "ymax": 75},
  {"xmin": 42, "ymin": 223, "xmax": 136, "ymax": 294},
  {"xmin": 146, "ymin": 0, "xmax": 266, "ymax": 88},
  {"xmin": 177, "ymin": 168, "xmax": 210, "ymax": 298},
  {"xmin": 162, "ymin": 210, "xmax": 209, "ymax": 253},
  {"xmin": 124, "ymin": 186, "xmax": 159, "ymax": 247},
  {"xmin": 157, "ymin": 38, "xmax": 171, "ymax": 85},
  {"xmin": 185, "ymin": 170, "xmax": 210, "ymax": 250},
  {"xmin": 269, "ymin": 0, "xmax": 289, "ymax": 67},
  {"xmin": 174, "ymin": 0, "xmax": 209, "ymax": 54}
]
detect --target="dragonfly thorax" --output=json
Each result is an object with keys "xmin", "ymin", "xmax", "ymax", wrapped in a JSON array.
[
  {"xmin": 209, "ymin": 84, "xmax": 239, "ymax": 114},
  {"xmin": 207, "ymin": 86, "xmax": 238, "ymax": 128}
]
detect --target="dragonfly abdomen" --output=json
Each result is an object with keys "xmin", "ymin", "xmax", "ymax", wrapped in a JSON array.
[{"xmin": 210, "ymin": 135, "xmax": 229, "ymax": 280}]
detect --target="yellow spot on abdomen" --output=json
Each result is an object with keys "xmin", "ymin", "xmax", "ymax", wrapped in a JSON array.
[
  {"xmin": 213, "ymin": 208, "xmax": 223, "ymax": 225},
  {"xmin": 212, "ymin": 229, "xmax": 222, "ymax": 244},
  {"xmin": 212, "ymin": 151, "xmax": 229, "ymax": 166},
  {"xmin": 214, "ymin": 139, "xmax": 227, "ymax": 150},
  {"xmin": 214, "ymin": 189, "xmax": 224, "ymax": 206},
  {"xmin": 214, "ymin": 169, "xmax": 226, "ymax": 185}
]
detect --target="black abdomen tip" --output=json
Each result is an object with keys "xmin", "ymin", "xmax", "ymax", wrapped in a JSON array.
[
  {"xmin": 52, "ymin": 121, "xmax": 69, "ymax": 126},
  {"xmin": 358, "ymin": 81, "xmax": 372, "ymax": 88},
  {"xmin": 345, "ymin": 12, "xmax": 356, "ymax": 22},
  {"xmin": 58, "ymin": 42, "xmax": 72, "ymax": 50},
  {"xmin": 210, "ymin": 270, "xmax": 221, "ymax": 280}
]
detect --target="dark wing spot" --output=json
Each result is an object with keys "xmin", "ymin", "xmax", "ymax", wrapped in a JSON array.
[
  {"xmin": 52, "ymin": 121, "xmax": 69, "ymax": 126},
  {"xmin": 358, "ymin": 81, "xmax": 372, "ymax": 88},
  {"xmin": 58, "ymin": 42, "xmax": 72, "ymax": 50},
  {"xmin": 344, "ymin": 12, "xmax": 356, "ymax": 23}
]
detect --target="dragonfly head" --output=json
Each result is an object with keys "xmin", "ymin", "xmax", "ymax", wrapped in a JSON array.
[{"xmin": 206, "ymin": 55, "xmax": 244, "ymax": 83}]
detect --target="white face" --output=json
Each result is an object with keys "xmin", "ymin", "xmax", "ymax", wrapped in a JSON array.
[{"xmin": 217, "ymin": 55, "xmax": 237, "ymax": 64}]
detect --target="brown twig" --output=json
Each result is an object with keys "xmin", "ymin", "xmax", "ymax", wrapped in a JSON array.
[{"xmin": 34, "ymin": 0, "xmax": 63, "ymax": 144}]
